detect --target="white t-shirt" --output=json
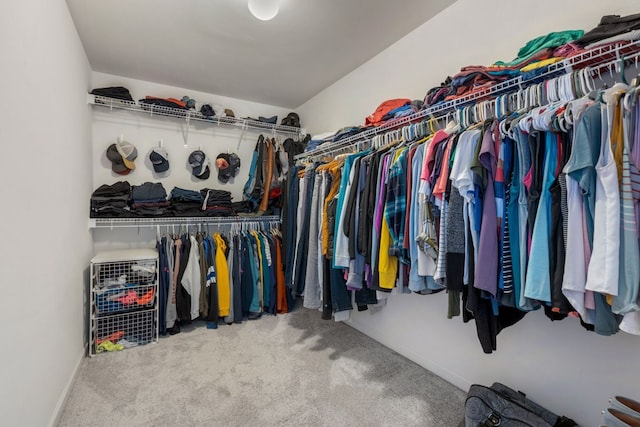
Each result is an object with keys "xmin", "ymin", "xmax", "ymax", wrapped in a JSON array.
[{"xmin": 585, "ymin": 84, "xmax": 627, "ymax": 295}]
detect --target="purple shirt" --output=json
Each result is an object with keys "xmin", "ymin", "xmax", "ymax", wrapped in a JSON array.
[{"xmin": 474, "ymin": 125, "xmax": 499, "ymax": 297}]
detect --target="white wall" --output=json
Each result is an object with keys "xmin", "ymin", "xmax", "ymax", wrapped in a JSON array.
[
  {"xmin": 92, "ymin": 72, "xmax": 296, "ymax": 198},
  {"xmin": 90, "ymin": 73, "xmax": 295, "ymax": 252},
  {"xmin": 297, "ymin": 1, "xmax": 640, "ymax": 426},
  {"xmin": 0, "ymin": 1, "xmax": 93, "ymax": 426}
]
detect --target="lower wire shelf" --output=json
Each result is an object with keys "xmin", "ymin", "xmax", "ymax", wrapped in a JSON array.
[{"xmin": 91, "ymin": 308, "xmax": 158, "ymax": 356}]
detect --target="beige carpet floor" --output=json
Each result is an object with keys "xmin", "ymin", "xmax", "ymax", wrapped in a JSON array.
[{"xmin": 58, "ymin": 307, "xmax": 465, "ymax": 426}]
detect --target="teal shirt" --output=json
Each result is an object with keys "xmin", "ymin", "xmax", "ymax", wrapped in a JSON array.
[
  {"xmin": 565, "ymin": 103, "xmax": 602, "ymax": 246},
  {"xmin": 494, "ymin": 30, "xmax": 584, "ymax": 67}
]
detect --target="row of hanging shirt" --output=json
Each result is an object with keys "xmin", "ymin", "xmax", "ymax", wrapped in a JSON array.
[
  {"xmin": 290, "ymin": 63, "xmax": 640, "ymax": 352},
  {"xmin": 156, "ymin": 222, "xmax": 288, "ymax": 336}
]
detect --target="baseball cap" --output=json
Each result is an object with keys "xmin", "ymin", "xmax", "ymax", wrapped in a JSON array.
[
  {"xmin": 106, "ymin": 143, "xmax": 131, "ymax": 175},
  {"xmin": 149, "ymin": 147, "xmax": 170, "ymax": 173},
  {"xmin": 281, "ymin": 112, "xmax": 300, "ymax": 127},
  {"xmin": 216, "ymin": 153, "xmax": 241, "ymax": 183},
  {"xmin": 115, "ymin": 140, "xmax": 138, "ymax": 170},
  {"xmin": 200, "ymin": 104, "xmax": 215, "ymax": 118},
  {"xmin": 188, "ymin": 150, "xmax": 210, "ymax": 180}
]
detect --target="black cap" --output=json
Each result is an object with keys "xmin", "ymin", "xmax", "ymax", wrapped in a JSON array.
[
  {"xmin": 281, "ymin": 112, "xmax": 300, "ymax": 127},
  {"xmin": 149, "ymin": 148, "xmax": 170, "ymax": 173},
  {"xmin": 188, "ymin": 150, "xmax": 210, "ymax": 180},
  {"xmin": 216, "ymin": 153, "xmax": 241, "ymax": 183}
]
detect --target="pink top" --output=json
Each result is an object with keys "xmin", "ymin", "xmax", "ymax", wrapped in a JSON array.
[
  {"xmin": 420, "ymin": 130, "xmax": 449, "ymax": 181},
  {"xmin": 432, "ymin": 139, "xmax": 454, "ymax": 201}
]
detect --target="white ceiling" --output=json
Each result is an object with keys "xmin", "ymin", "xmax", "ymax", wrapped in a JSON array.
[{"xmin": 66, "ymin": 0, "xmax": 457, "ymax": 108}]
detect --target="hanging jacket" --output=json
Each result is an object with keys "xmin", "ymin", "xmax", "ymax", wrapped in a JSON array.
[
  {"xmin": 175, "ymin": 236, "xmax": 191, "ymax": 322},
  {"xmin": 181, "ymin": 235, "xmax": 202, "ymax": 320}
]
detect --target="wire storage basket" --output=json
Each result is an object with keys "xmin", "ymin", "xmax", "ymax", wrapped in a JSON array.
[{"xmin": 89, "ymin": 249, "xmax": 159, "ymax": 356}]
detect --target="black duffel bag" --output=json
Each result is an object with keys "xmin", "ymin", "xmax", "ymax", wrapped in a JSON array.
[{"xmin": 464, "ymin": 383, "xmax": 578, "ymax": 427}]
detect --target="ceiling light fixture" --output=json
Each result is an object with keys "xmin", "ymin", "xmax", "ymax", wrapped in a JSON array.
[{"xmin": 248, "ymin": 0, "xmax": 279, "ymax": 21}]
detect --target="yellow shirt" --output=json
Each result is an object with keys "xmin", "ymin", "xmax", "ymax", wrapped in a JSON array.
[
  {"xmin": 213, "ymin": 233, "xmax": 230, "ymax": 317},
  {"xmin": 519, "ymin": 57, "xmax": 563, "ymax": 72},
  {"xmin": 320, "ymin": 163, "xmax": 343, "ymax": 256}
]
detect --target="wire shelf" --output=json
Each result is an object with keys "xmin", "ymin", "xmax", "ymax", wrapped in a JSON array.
[
  {"xmin": 89, "ymin": 95, "xmax": 306, "ymax": 137},
  {"xmin": 91, "ymin": 309, "xmax": 158, "ymax": 355},
  {"xmin": 88, "ymin": 215, "xmax": 281, "ymax": 229},
  {"xmin": 94, "ymin": 283, "xmax": 157, "ymax": 316},
  {"xmin": 93, "ymin": 258, "xmax": 157, "ymax": 288},
  {"xmin": 295, "ymin": 40, "xmax": 640, "ymax": 161}
]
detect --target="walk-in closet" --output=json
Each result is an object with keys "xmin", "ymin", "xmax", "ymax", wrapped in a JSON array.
[{"xmin": 4, "ymin": 1, "xmax": 640, "ymax": 426}]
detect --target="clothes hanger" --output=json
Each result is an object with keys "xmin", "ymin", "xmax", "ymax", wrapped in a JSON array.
[
  {"xmin": 472, "ymin": 103, "xmax": 481, "ymax": 124},
  {"xmin": 428, "ymin": 116, "xmax": 437, "ymax": 135},
  {"xmin": 488, "ymin": 99, "xmax": 496, "ymax": 119},
  {"xmin": 480, "ymin": 102, "xmax": 486, "ymax": 122},
  {"xmin": 537, "ymin": 82, "xmax": 544, "ymax": 106},
  {"xmin": 456, "ymin": 108, "xmax": 464, "ymax": 130},
  {"xmin": 470, "ymin": 104, "xmax": 478, "ymax": 124},
  {"xmin": 444, "ymin": 111, "xmax": 460, "ymax": 134},
  {"xmin": 577, "ymin": 68, "xmax": 588, "ymax": 97},
  {"xmin": 631, "ymin": 54, "xmax": 640, "ymax": 87},
  {"xmin": 499, "ymin": 115, "xmax": 512, "ymax": 139},
  {"xmin": 572, "ymin": 71, "xmax": 583, "ymax": 98},
  {"xmin": 515, "ymin": 87, "xmax": 523, "ymax": 112},
  {"xmin": 617, "ymin": 55, "xmax": 629, "ymax": 85},
  {"xmin": 585, "ymin": 66, "xmax": 605, "ymax": 101},
  {"xmin": 459, "ymin": 106, "xmax": 467, "ymax": 129}
]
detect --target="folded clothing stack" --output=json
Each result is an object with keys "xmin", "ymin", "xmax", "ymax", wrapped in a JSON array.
[
  {"xmin": 422, "ymin": 29, "xmax": 586, "ymax": 108},
  {"xmin": 576, "ymin": 13, "xmax": 640, "ymax": 46},
  {"xmin": 200, "ymin": 188, "xmax": 234, "ymax": 216},
  {"xmin": 168, "ymin": 187, "xmax": 205, "ymax": 216},
  {"xmin": 90, "ymin": 86, "xmax": 134, "ymax": 102},
  {"xmin": 139, "ymin": 96, "xmax": 188, "ymax": 110},
  {"xmin": 131, "ymin": 182, "xmax": 169, "ymax": 216},
  {"xmin": 305, "ymin": 131, "xmax": 335, "ymax": 152},
  {"xmin": 90, "ymin": 181, "xmax": 131, "ymax": 217}
]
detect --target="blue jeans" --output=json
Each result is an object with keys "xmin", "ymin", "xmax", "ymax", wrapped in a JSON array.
[{"xmin": 331, "ymin": 267, "xmax": 352, "ymax": 313}]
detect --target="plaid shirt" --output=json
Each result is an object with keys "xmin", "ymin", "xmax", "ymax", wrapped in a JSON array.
[{"xmin": 384, "ymin": 147, "xmax": 409, "ymax": 264}]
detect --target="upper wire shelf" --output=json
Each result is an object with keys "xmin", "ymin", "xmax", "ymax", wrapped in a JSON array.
[
  {"xmin": 89, "ymin": 215, "xmax": 281, "ymax": 229},
  {"xmin": 89, "ymin": 95, "xmax": 306, "ymax": 137},
  {"xmin": 295, "ymin": 39, "xmax": 640, "ymax": 161}
]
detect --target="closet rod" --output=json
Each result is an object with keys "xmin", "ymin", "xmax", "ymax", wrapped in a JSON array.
[
  {"xmin": 295, "ymin": 39, "xmax": 640, "ymax": 161},
  {"xmin": 88, "ymin": 215, "xmax": 281, "ymax": 229}
]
